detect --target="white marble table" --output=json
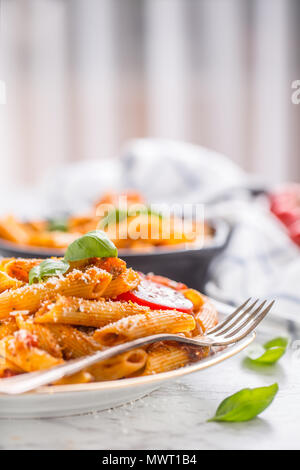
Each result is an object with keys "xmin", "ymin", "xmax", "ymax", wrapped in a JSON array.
[{"xmin": 1, "ymin": 334, "xmax": 299, "ymax": 450}]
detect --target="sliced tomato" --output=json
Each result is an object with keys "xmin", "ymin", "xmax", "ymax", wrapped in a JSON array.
[
  {"xmin": 116, "ymin": 278, "xmax": 193, "ymax": 313},
  {"xmin": 270, "ymin": 187, "xmax": 300, "ymax": 227},
  {"xmin": 279, "ymin": 209, "xmax": 300, "ymax": 227},
  {"xmin": 271, "ymin": 203, "xmax": 300, "ymax": 227}
]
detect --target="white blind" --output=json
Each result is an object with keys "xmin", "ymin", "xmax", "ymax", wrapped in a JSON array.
[{"xmin": 0, "ymin": 0, "xmax": 298, "ymax": 190}]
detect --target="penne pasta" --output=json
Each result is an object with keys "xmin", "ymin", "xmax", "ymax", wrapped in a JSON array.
[
  {"xmin": 88, "ymin": 349, "xmax": 148, "ymax": 381},
  {"xmin": 28, "ymin": 231, "xmax": 80, "ymax": 249},
  {"xmin": 102, "ymin": 268, "xmax": 140, "ymax": 298},
  {"xmin": 0, "ymin": 356, "xmax": 23, "ymax": 378},
  {"xmin": 3, "ymin": 258, "xmax": 42, "ymax": 282},
  {"xmin": 15, "ymin": 316, "xmax": 63, "ymax": 358},
  {"xmin": 0, "ymin": 333, "xmax": 63, "ymax": 372},
  {"xmin": 53, "ymin": 370, "xmax": 93, "ymax": 385},
  {"xmin": 0, "ymin": 258, "xmax": 14, "ymax": 272},
  {"xmin": 35, "ymin": 295, "xmax": 153, "ymax": 328},
  {"xmin": 193, "ymin": 298, "xmax": 218, "ymax": 335},
  {"xmin": 142, "ymin": 342, "xmax": 210, "ymax": 375},
  {"xmin": 0, "ymin": 317, "xmax": 18, "ymax": 339},
  {"xmin": 44, "ymin": 324, "xmax": 101, "ymax": 359},
  {"xmin": 91, "ymin": 257, "xmax": 127, "ymax": 279},
  {"xmin": 93, "ymin": 310, "xmax": 196, "ymax": 346},
  {"xmin": 0, "ymin": 215, "xmax": 30, "ymax": 244},
  {"xmin": 142, "ymin": 343, "xmax": 190, "ymax": 375},
  {"xmin": 54, "ymin": 267, "xmax": 112, "ymax": 300},
  {"xmin": 0, "ymin": 267, "xmax": 112, "ymax": 319},
  {"xmin": 0, "ymin": 271, "xmax": 24, "ymax": 293}
]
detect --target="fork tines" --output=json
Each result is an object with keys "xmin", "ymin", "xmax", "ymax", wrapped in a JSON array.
[{"xmin": 208, "ymin": 298, "xmax": 275, "ymax": 342}]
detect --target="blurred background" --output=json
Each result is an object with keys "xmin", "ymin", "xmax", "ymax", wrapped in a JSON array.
[{"xmin": 0, "ymin": 0, "xmax": 299, "ymax": 194}]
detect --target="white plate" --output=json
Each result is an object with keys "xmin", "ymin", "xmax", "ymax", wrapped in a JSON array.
[{"xmin": 0, "ymin": 331, "xmax": 255, "ymax": 418}]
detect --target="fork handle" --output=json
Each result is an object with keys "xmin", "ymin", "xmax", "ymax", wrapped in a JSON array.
[{"xmin": 0, "ymin": 333, "xmax": 213, "ymax": 395}]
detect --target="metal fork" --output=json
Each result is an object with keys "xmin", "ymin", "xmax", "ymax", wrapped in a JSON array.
[{"xmin": 0, "ymin": 298, "xmax": 274, "ymax": 394}]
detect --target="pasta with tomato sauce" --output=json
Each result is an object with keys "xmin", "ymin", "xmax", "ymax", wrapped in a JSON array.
[
  {"xmin": 0, "ymin": 191, "xmax": 213, "ymax": 253},
  {"xmin": 0, "ymin": 254, "xmax": 218, "ymax": 385}
]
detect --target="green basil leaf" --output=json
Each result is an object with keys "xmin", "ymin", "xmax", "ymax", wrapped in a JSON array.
[
  {"xmin": 64, "ymin": 230, "xmax": 118, "ymax": 261},
  {"xmin": 264, "ymin": 337, "xmax": 288, "ymax": 350},
  {"xmin": 246, "ymin": 346, "xmax": 286, "ymax": 365},
  {"xmin": 47, "ymin": 218, "xmax": 68, "ymax": 232},
  {"xmin": 253, "ymin": 347, "xmax": 286, "ymax": 364},
  {"xmin": 99, "ymin": 207, "xmax": 163, "ymax": 229},
  {"xmin": 246, "ymin": 337, "xmax": 288, "ymax": 365},
  {"xmin": 99, "ymin": 209, "xmax": 128, "ymax": 229},
  {"xmin": 128, "ymin": 207, "xmax": 163, "ymax": 219},
  {"xmin": 208, "ymin": 383, "xmax": 278, "ymax": 422},
  {"xmin": 29, "ymin": 259, "xmax": 70, "ymax": 285}
]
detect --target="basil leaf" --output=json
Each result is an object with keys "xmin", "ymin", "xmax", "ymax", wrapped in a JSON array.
[
  {"xmin": 64, "ymin": 230, "xmax": 118, "ymax": 261},
  {"xmin": 99, "ymin": 209, "xmax": 128, "ymax": 229},
  {"xmin": 246, "ymin": 337, "xmax": 288, "ymax": 365},
  {"xmin": 208, "ymin": 383, "xmax": 278, "ymax": 422},
  {"xmin": 264, "ymin": 337, "xmax": 288, "ymax": 350},
  {"xmin": 29, "ymin": 259, "xmax": 70, "ymax": 285},
  {"xmin": 99, "ymin": 207, "xmax": 163, "ymax": 229},
  {"xmin": 128, "ymin": 207, "xmax": 163, "ymax": 219},
  {"xmin": 47, "ymin": 218, "xmax": 68, "ymax": 232}
]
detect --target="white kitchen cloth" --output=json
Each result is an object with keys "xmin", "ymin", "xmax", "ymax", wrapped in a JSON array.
[
  {"xmin": 205, "ymin": 198, "xmax": 300, "ymax": 322},
  {"xmin": 120, "ymin": 138, "xmax": 249, "ymax": 204},
  {"xmin": 119, "ymin": 139, "xmax": 300, "ymax": 323}
]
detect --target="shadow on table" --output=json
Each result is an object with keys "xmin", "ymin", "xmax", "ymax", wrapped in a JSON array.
[
  {"xmin": 241, "ymin": 358, "xmax": 287, "ymax": 381},
  {"xmin": 208, "ymin": 416, "xmax": 273, "ymax": 435}
]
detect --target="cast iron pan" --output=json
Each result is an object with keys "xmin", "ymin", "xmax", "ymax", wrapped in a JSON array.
[{"xmin": 0, "ymin": 218, "xmax": 232, "ymax": 290}]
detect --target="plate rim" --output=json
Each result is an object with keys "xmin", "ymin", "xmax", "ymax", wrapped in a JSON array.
[{"xmin": 0, "ymin": 332, "xmax": 255, "ymax": 397}]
